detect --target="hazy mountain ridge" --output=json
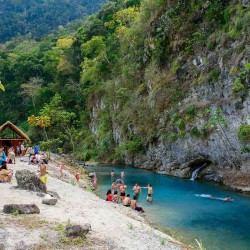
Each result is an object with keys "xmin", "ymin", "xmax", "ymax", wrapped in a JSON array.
[{"xmin": 0, "ymin": 0, "xmax": 106, "ymax": 42}]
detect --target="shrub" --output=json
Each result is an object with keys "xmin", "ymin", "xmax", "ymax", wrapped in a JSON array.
[
  {"xmin": 209, "ymin": 69, "xmax": 220, "ymax": 80},
  {"xmin": 238, "ymin": 124, "xmax": 250, "ymax": 141}
]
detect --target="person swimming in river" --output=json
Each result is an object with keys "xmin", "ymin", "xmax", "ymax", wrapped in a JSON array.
[
  {"xmin": 111, "ymin": 170, "xmax": 115, "ymax": 177},
  {"xmin": 142, "ymin": 184, "xmax": 153, "ymax": 202},
  {"xmin": 196, "ymin": 194, "xmax": 233, "ymax": 202},
  {"xmin": 223, "ymin": 196, "xmax": 231, "ymax": 201}
]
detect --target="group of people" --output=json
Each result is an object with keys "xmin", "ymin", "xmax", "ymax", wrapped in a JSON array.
[
  {"xmin": 0, "ymin": 146, "xmax": 13, "ymax": 182},
  {"xmin": 106, "ymin": 170, "xmax": 154, "ymax": 213},
  {"xmin": 0, "ymin": 144, "xmax": 49, "ymax": 185}
]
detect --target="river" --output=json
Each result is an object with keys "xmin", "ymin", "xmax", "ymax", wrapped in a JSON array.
[{"xmin": 84, "ymin": 165, "xmax": 250, "ymax": 250}]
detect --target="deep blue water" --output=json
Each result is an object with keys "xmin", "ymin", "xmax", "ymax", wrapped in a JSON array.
[{"xmin": 84, "ymin": 165, "xmax": 250, "ymax": 250}]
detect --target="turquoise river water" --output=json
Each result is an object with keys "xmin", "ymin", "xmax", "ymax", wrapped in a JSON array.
[{"xmin": 84, "ymin": 165, "xmax": 250, "ymax": 250}]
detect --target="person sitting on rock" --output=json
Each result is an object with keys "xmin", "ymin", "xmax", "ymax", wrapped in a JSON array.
[
  {"xmin": 106, "ymin": 189, "xmax": 112, "ymax": 202},
  {"xmin": 130, "ymin": 195, "xmax": 145, "ymax": 213},
  {"xmin": 30, "ymin": 154, "xmax": 38, "ymax": 165},
  {"xmin": 0, "ymin": 161, "xmax": 13, "ymax": 183},
  {"xmin": 123, "ymin": 194, "xmax": 131, "ymax": 207},
  {"xmin": 112, "ymin": 191, "xmax": 119, "ymax": 203}
]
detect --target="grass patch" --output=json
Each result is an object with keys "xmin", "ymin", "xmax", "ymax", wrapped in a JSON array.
[
  {"xmin": 160, "ymin": 237, "xmax": 166, "ymax": 245},
  {"xmin": 56, "ymin": 223, "xmax": 65, "ymax": 234},
  {"xmin": 12, "ymin": 210, "xmax": 19, "ymax": 216},
  {"xmin": 39, "ymin": 232, "xmax": 48, "ymax": 240},
  {"xmin": 60, "ymin": 236, "xmax": 87, "ymax": 245},
  {"xmin": 127, "ymin": 222, "xmax": 133, "ymax": 229}
]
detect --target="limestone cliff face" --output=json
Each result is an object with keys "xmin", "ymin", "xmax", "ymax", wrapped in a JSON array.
[{"xmin": 89, "ymin": 0, "xmax": 250, "ymax": 191}]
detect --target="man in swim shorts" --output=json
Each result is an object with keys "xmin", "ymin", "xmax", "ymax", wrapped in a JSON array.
[
  {"xmin": 133, "ymin": 183, "xmax": 141, "ymax": 201},
  {"xmin": 142, "ymin": 184, "xmax": 153, "ymax": 201},
  {"xmin": 130, "ymin": 195, "xmax": 144, "ymax": 212},
  {"xmin": 119, "ymin": 183, "xmax": 127, "ymax": 202},
  {"xmin": 123, "ymin": 194, "xmax": 131, "ymax": 207}
]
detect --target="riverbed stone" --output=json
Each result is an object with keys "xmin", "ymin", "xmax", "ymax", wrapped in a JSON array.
[
  {"xmin": 47, "ymin": 190, "xmax": 61, "ymax": 199},
  {"xmin": 3, "ymin": 204, "xmax": 40, "ymax": 214},
  {"xmin": 15, "ymin": 170, "xmax": 47, "ymax": 193},
  {"xmin": 65, "ymin": 224, "xmax": 91, "ymax": 237},
  {"xmin": 42, "ymin": 198, "xmax": 57, "ymax": 206}
]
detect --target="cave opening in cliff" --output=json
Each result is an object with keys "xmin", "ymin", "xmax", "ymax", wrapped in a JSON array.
[{"xmin": 188, "ymin": 158, "xmax": 212, "ymax": 180}]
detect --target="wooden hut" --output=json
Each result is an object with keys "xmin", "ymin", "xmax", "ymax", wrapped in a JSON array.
[{"xmin": 0, "ymin": 121, "xmax": 31, "ymax": 154}]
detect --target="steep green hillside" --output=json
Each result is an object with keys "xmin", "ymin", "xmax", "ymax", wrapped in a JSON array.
[
  {"xmin": 0, "ymin": 0, "xmax": 106, "ymax": 42},
  {"xmin": 0, "ymin": 0, "xmax": 249, "ymax": 186}
]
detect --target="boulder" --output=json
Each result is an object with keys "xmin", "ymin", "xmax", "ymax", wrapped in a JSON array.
[
  {"xmin": 3, "ymin": 204, "xmax": 40, "ymax": 214},
  {"xmin": 42, "ymin": 198, "xmax": 57, "ymax": 206},
  {"xmin": 15, "ymin": 170, "xmax": 47, "ymax": 193},
  {"xmin": 47, "ymin": 190, "xmax": 61, "ymax": 199},
  {"xmin": 65, "ymin": 224, "xmax": 91, "ymax": 238}
]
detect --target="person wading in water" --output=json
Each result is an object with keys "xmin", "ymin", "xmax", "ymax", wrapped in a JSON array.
[
  {"xmin": 132, "ymin": 183, "xmax": 141, "ymax": 201},
  {"xmin": 142, "ymin": 184, "xmax": 153, "ymax": 202}
]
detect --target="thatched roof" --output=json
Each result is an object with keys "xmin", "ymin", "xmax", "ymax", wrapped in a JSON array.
[{"xmin": 0, "ymin": 121, "xmax": 31, "ymax": 142}]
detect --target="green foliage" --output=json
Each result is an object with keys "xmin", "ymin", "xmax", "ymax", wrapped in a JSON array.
[
  {"xmin": 241, "ymin": 145, "xmax": 250, "ymax": 154},
  {"xmin": 0, "ymin": 0, "xmax": 248, "ymax": 163},
  {"xmin": 115, "ymin": 134, "xmax": 144, "ymax": 158},
  {"xmin": 0, "ymin": 0, "xmax": 105, "ymax": 42},
  {"xmin": 238, "ymin": 124, "xmax": 250, "ymax": 141},
  {"xmin": 40, "ymin": 138, "xmax": 62, "ymax": 152},
  {"xmin": 209, "ymin": 69, "xmax": 220, "ymax": 80},
  {"xmin": 205, "ymin": 109, "xmax": 227, "ymax": 129},
  {"xmin": 190, "ymin": 127, "xmax": 203, "ymax": 138},
  {"xmin": 12, "ymin": 210, "xmax": 19, "ymax": 216}
]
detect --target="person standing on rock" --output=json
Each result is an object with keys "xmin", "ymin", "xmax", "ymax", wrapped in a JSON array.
[
  {"xmin": 8, "ymin": 147, "xmax": 16, "ymax": 164},
  {"xmin": 59, "ymin": 163, "xmax": 64, "ymax": 179},
  {"xmin": 39, "ymin": 161, "xmax": 47, "ymax": 184},
  {"xmin": 0, "ymin": 146, "xmax": 7, "ymax": 166},
  {"xmin": 75, "ymin": 172, "xmax": 80, "ymax": 182},
  {"xmin": 20, "ymin": 143, "xmax": 25, "ymax": 156}
]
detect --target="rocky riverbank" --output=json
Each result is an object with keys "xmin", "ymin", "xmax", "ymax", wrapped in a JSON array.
[{"xmin": 0, "ymin": 157, "xmax": 186, "ymax": 250}]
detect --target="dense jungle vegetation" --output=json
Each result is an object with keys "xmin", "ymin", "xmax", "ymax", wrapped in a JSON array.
[
  {"xmin": 0, "ymin": 0, "xmax": 105, "ymax": 42},
  {"xmin": 0, "ymin": 0, "xmax": 249, "ymax": 161}
]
